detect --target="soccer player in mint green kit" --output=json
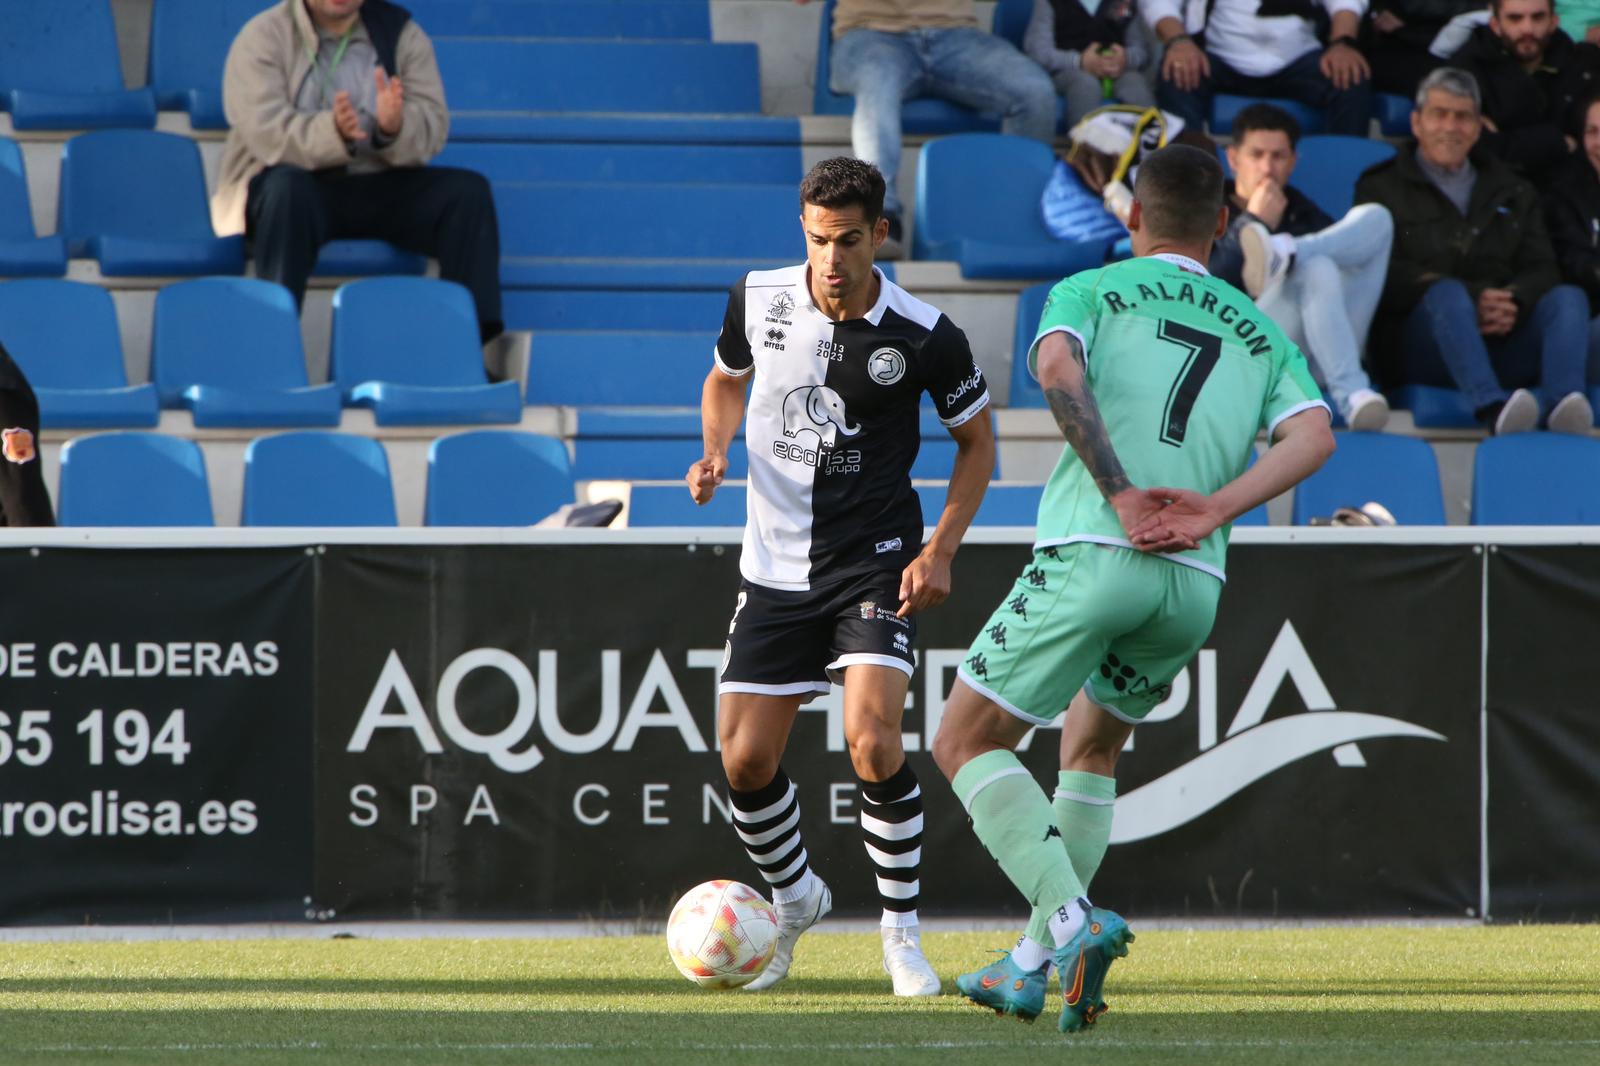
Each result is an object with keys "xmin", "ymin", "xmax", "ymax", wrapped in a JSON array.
[{"xmin": 930, "ymin": 144, "xmax": 1336, "ymax": 1033}]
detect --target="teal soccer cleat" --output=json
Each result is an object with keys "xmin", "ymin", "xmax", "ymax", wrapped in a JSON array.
[
  {"xmin": 955, "ymin": 950, "xmax": 1048, "ymax": 1023},
  {"xmin": 1055, "ymin": 903, "xmax": 1134, "ymax": 1033}
]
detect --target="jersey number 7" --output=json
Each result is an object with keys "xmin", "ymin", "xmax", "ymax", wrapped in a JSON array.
[{"xmin": 1157, "ymin": 320, "xmax": 1222, "ymax": 448}]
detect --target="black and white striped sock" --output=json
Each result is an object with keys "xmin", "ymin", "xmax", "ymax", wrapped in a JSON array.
[
  {"xmin": 859, "ymin": 760, "xmax": 923, "ymax": 928},
  {"xmin": 729, "ymin": 767, "xmax": 816, "ymax": 907}
]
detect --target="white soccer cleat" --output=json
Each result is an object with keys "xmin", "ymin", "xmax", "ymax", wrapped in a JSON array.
[
  {"xmin": 742, "ymin": 877, "xmax": 832, "ymax": 992},
  {"xmin": 882, "ymin": 925, "xmax": 942, "ymax": 997}
]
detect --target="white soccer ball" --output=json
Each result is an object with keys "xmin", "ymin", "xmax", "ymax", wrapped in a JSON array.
[{"xmin": 666, "ymin": 879, "xmax": 779, "ymax": 988}]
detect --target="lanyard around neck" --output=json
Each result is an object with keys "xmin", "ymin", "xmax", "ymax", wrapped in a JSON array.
[{"xmin": 308, "ymin": 26, "xmax": 356, "ymax": 107}]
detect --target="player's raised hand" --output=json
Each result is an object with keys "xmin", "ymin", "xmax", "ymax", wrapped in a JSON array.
[
  {"xmin": 333, "ymin": 90, "xmax": 366, "ymax": 143},
  {"xmin": 897, "ymin": 550, "xmax": 951, "ymax": 618},
  {"xmin": 375, "ymin": 68, "xmax": 405, "ymax": 136},
  {"xmin": 1131, "ymin": 486, "xmax": 1221, "ymax": 552},
  {"xmin": 686, "ymin": 455, "xmax": 727, "ymax": 504}
]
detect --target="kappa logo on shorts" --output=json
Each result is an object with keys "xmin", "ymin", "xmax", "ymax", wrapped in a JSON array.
[
  {"xmin": 965, "ymin": 651, "xmax": 989, "ymax": 680},
  {"xmin": 986, "ymin": 622, "xmax": 1008, "ymax": 650},
  {"xmin": 2, "ymin": 427, "xmax": 36, "ymax": 464},
  {"xmin": 1025, "ymin": 566, "xmax": 1048, "ymax": 589},
  {"xmin": 1008, "ymin": 593, "xmax": 1029, "ymax": 620}
]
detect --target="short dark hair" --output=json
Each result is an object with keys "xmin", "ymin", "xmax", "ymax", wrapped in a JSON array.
[
  {"xmin": 1132, "ymin": 144, "xmax": 1225, "ymax": 244},
  {"xmin": 1231, "ymin": 103, "xmax": 1302, "ymax": 149},
  {"xmin": 1490, "ymin": 0, "xmax": 1551, "ymax": 15},
  {"xmin": 799, "ymin": 157, "xmax": 885, "ymax": 221}
]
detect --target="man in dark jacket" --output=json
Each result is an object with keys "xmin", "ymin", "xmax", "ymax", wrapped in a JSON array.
[
  {"xmin": 1449, "ymin": 0, "xmax": 1600, "ymax": 183},
  {"xmin": 1363, "ymin": 0, "xmax": 1487, "ymax": 98},
  {"xmin": 1355, "ymin": 66, "xmax": 1593, "ymax": 433},
  {"xmin": 1544, "ymin": 93, "xmax": 1600, "ymax": 374},
  {"xmin": 0, "ymin": 343, "xmax": 54, "ymax": 527},
  {"xmin": 1212, "ymin": 103, "xmax": 1394, "ymax": 430}
]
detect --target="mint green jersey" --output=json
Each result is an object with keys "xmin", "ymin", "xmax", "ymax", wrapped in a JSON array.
[{"xmin": 1027, "ymin": 253, "xmax": 1328, "ymax": 580}]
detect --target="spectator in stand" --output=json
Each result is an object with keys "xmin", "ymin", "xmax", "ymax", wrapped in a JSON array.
[
  {"xmin": 1544, "ymin": 94, "xmax": 1600, "ymax": 372},
  {"xmin": 802, "ymin": 0, "xmax": 1058, "ymax": 258},
  {"xmin": 212, "ymin": 0, "xmax": 503, "ymax": 342},
  {"xmin": 1024, "ymin": 0, "xmax": 1156, "ymax": 126},
  {"xmin": 1146, "ymin": 0, "xmax": 1374, "ymax": 136},
  {"xmin": 1355, "ymin": 67, "xmax": 1593, "ymax": 435},
  {"xmin": 0, "ymin": 342, "xmax": 53, "ymax": 527},
  {"xmin": 1210, "ymin": 103, "xmax": 1394, "ymax": 430},
  {"xmin": 1363, "ymin": 0, "xmax": 1486, "ymax": 98},
  {"xmin": 1448, "ymin": 0, "xmax": 1600, "ymax": 184},
  {"xmin": 1557, "ymin": 0, "xmax": 1600, "ymax": 43}
]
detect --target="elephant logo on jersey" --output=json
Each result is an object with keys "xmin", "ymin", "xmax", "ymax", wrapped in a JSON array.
[{"xmin": 781, "ymin": 385, "xmax": 860, "ymax": 449}]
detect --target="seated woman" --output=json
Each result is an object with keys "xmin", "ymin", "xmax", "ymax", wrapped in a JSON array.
[{"xmin": 1025, "ymin": 0, "xmax": 1155, "ymax": 126}]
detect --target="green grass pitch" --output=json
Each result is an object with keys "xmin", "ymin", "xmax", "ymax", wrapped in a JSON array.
[{"xmin": 2, "ymin": 926, "xmax": 1597, "ymax": 1065}]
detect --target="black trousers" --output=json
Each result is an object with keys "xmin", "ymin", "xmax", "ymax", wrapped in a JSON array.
[{"xmin": 246, "ymin": 164, "xmax": 503, "ymax": 341}]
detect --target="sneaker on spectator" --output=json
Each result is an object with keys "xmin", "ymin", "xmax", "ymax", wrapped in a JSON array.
[
  {"xmin": 1239, "ymin": 221, "xmax": 1291, "ymax": 299},
  {"xmin": 1547, "ymin": 391, "xmax": 1594, "ymax": 435},
  {"xmin": 1345, "ymin": 389, "xmax": 1390, "ymax": 432},
  {"xmin": 1489, "ymin": 388, "xmax": 1539, "ymax": 435},
  {"xmin": 879, "ymin": 214, "xmax": 905, "ymax": 261}
]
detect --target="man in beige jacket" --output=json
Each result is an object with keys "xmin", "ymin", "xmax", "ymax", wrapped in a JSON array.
[{"xmin": 213, "ymin": 0, "xmax": 502, "ymax": 340}]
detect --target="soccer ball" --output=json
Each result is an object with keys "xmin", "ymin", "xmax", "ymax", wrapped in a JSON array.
[{"xmin": 666, "ymin": 879, "xmax": 779, "ymax": 989}]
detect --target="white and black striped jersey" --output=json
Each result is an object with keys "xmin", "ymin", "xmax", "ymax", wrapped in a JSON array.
[{"xmin": 714, "ymin": 264, "xmax": 990, "ymax": 591}]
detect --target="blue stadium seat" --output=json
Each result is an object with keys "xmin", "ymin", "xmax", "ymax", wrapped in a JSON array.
[
  {"xmin": 1389, "ymin": 385, "xmax": 1477, "ymax": 429},
  {"xmin": 147, "ymin": 0, "xmax": 271, "ymax": 129},
  {"xmin": 918, "ymin": 483, "xmax": 1042, "ymax": 526},
  {"xmin": 1287, "ymin": 136, "xmax": 1396, "ymax": 219},
  {"xmin": 504, "ymin": 290, "xmax": 728, "ymax": 331},
  {"xmin": 151, "ymin": 278, "xmax": 340, "ymax": 428},
  {"xmin": 526, "ymin": 332, "xmax": 716, "ymax": 407},
  {"xmin": 812, "ymin": 0, "xmax": 996, "ymax": 133},
  {"xmin": 1375, "ymin": 93, "xmax": 1413, "ymax": 137},
  {"xmin": 992, "ymin": 0, "xmax": 1035, "ymax": 45},
  {"xmin": 433, "ymin": 143, "xmax": 802, "ymax": 186},
  {"xmin": 435, "ymin": 39, "xmax": 761, "ymax": 119},
  {"xmin": 0, "ymin": 1, "xmax": 157, "ymax": 129},
  {"xmin": 574, "ymin": 438, "xmax": 748, "ymax": 481},
  {"xmin": 448, "ymin": 113, "xmax": 801, "ymax": 146},
  {"xmin": 1471, "ymin": 434, "xmax": 1600, "ymax": 524},
  {"xmin": 331, "ymin": 278, "xmax": 521, "ymax": 425},
  {"xmin": 408, "ymin": 0, "xmax": 711, "ymax": 37},
  {"xmin": 242, "ymin": 432, "xmax": 396, "ymax": 526},
  {"xmin": 425, "ymin": 431, "xmax": 576, "ymax": 526},
  {"xmin": 1233, "ymin": 446, "xmax": 1270, "ymax": 526},
  {"xmin": 914, "ymin": 134, "xmax": 1108, "ymax": 278},
  {"xmin": 57, "ymin": 433, "xmax": 212, "ymax": 526},
  {"xmin": 496, "ymin": 183, "xmax": 798, "ymax": 288},
  {"xmin": 628, "ymin": 483, "xmax": 748, "ymax": 526},
  {"xmin": 1010, "ymin": 282, "xmax": 1052, "ymax": 408},
  {"xmin": 59, "ymin": 131, "xmax": 243, "ymax": 275},
  {"xmin": 1291, "ymin": 432, "xmax": 1445, "ymax": 525},
  {"xmin": 1210, "ymin": 96, "xmax": 1326, "ymax": 136},
  {"xmin": 0, "ymin": 138, "xmax": 67, "ymax": 276},
  {"xmin": 0, "ymin": 280, "xmax": 158, "ymax": 428},
  {"xmin": 313, "ymin": 240, "xmax": 427, "ymax": 278}
]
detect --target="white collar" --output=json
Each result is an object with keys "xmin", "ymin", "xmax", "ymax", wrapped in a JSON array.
[{"xmin": 1150, "ymin": 252, "xmax": 1210, "ymax": 276}]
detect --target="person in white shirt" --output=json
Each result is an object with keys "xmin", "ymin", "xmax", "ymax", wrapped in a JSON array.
[{"xmin": 1145, "ymin": 0, "xmax": 1374, "ymax": 135}]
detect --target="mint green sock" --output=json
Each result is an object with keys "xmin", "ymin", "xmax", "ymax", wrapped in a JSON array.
[
  {"xmin": 952, "ymin": 750, "xmax": 1084, "ymax": 922},
  {"xmin": 1023, "ymin": 770, "xmax": 1117, "ymax": 949}
]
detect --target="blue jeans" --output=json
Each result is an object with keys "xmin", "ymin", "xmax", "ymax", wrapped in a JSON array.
[
  {"xmin": 1401, "ymin": 279, "xmax": 1589, "ymax": 419},
  {"xmin": 830, "ymin": 27, "xmax": 1058, "ymax": 218},
  {"xmin": 1157, "ymin": 48, "xmax": 1373, "ymax": 136},
  {"xmin": 1257, "ymin": 204, "xmax": 1392, "ymax": 418}
]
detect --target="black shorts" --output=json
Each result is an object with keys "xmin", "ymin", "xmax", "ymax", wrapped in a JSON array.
[{"xmin": 719, "ymin": 570, "xmax": 917, "ymax": 696}]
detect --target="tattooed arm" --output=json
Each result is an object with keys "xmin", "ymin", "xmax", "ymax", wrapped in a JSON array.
[{"xmin": 1035, "ymin": 331, "xmax": 1194, "ymax": 552}]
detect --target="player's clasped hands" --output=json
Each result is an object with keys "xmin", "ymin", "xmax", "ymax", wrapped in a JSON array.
[
  {"xmin": 1122, "ymin": 486, "xmax": 1226, "ymax": 554},
  {"xmin": 686, "ymin": 456, "xmax": 727, "ymax": 504}
]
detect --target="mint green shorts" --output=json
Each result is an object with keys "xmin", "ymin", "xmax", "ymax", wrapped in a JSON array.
[{"xmin": 957, "ymin": 543, "xmax": 1221, "ymax": 725}]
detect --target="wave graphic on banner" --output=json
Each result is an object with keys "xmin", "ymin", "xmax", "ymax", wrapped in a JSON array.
[{"xmin": 1109, "ymin": 711, "xmax": 1445, "ymax": 844}]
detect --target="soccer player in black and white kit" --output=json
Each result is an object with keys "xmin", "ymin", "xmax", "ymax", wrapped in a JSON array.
[{"xmin": 686, "ymin": 158, "xmax": 995, "ymax": 995}]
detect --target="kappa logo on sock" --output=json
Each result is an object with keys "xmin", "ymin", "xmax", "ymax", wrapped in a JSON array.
[{"xmin": 1042, "ymin": 825, "xmax": 1062, "ymax": 842}]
